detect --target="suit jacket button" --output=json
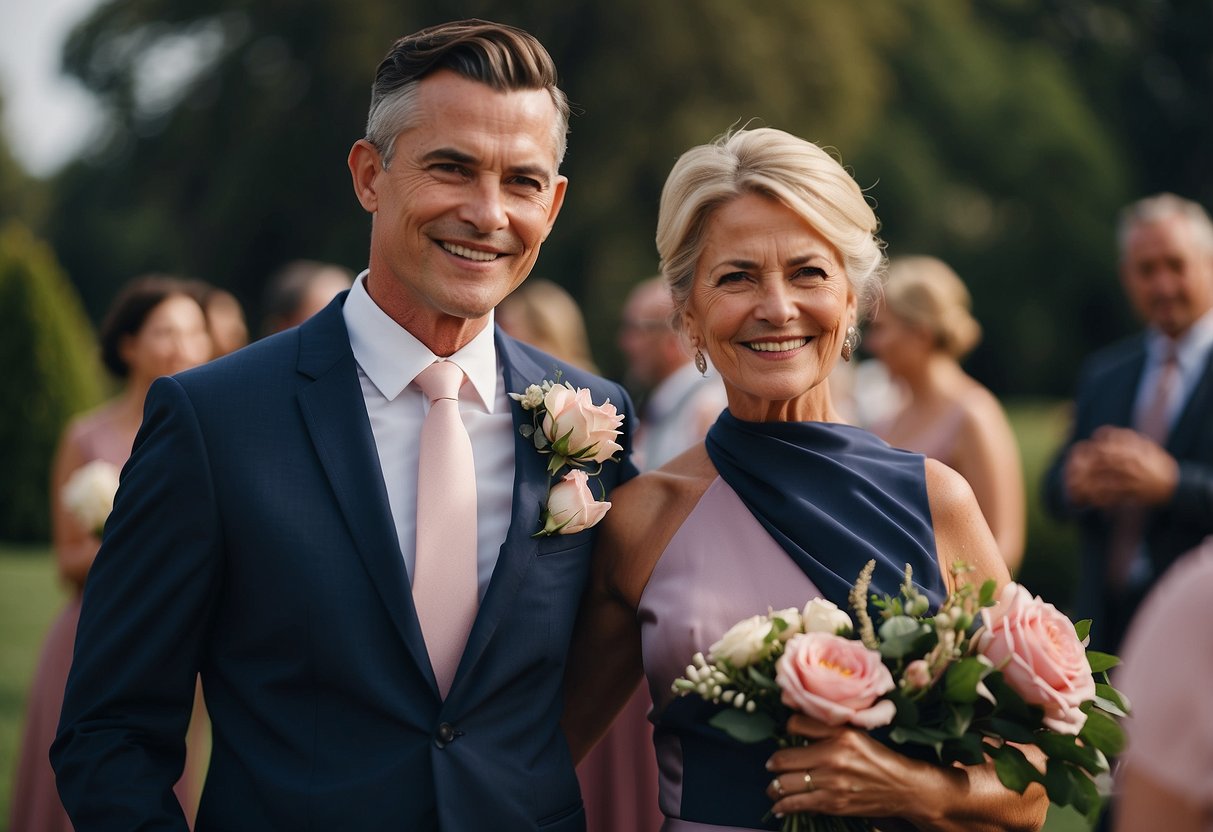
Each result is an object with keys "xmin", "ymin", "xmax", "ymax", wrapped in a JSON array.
[{"xmin": 435, "ymin": 722, "xmax": 458, "ymax": 748}]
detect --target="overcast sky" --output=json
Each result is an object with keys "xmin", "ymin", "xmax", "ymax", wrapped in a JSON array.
[{"xmin": 0, "ymin": 0, "xmax": 104, "ymax": 177}]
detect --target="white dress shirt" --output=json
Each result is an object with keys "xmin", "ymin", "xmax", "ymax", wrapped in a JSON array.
[{"xmin": 343, "ymin": 273, "xmax": 515, "ymax": 601}]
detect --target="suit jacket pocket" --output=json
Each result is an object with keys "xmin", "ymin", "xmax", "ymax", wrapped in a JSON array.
[
  {"xmin": 536, "ymin": 799, "xmax": 585, "ymax": 829},
  {"xmin": 536, "ymin": 529, "xmax": 593, "ymax": 556}
]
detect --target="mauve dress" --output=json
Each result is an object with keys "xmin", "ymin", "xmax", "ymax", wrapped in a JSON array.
[
  {"xmin": 9, "ymin": 407, "xmax": 202, "ymax": 831},
  {"xmin": 639, "ymin": 477, "xmax": 828, "ymax": 831}
]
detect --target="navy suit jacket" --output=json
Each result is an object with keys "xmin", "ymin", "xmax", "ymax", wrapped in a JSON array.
[
  {"xmin": 1044, "ymin": 333, "xmax": 1213, "ymax": 650},
  {"xmin": 52, "ymin": 295, "xmax": 638, "ymax": 830}
]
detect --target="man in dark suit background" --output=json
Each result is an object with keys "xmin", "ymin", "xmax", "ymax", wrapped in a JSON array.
[
  {"xmin": 1045, "ymin": 193, "xmax": 1213, "ymax": 652},
  {"xmin": 53, "ymin": 20, "xmax": 636, "ymax": 830}
]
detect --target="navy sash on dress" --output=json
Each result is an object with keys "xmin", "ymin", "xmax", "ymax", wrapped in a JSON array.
[{"xmin": 705, "ymin": 409, "xmax": 946, "ymax": 611}]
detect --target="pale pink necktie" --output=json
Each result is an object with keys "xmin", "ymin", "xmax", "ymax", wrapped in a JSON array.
[
  {"xmin": 1108, "ymin": 342, "xmax": 1180, "ymax": 591},
  {"xmin": 413, "ymin": 361, "xmax": 478, "ymax": 697}
]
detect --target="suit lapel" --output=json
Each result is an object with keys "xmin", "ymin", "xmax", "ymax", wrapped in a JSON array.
[
  {"xmin": 449, "ymin": 332, "xmax": 553, "ymax": 695},
  {"xmin": 295, "ymin": 300, "xmax": 437, "ymax": 693},
  {"xmin": 1168, "ymin": 345, "xmax": 1213, "ymax": 455}
]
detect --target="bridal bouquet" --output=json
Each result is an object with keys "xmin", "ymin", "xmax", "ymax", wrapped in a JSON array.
[
  {"xmin": 61, "ymin": 459, "xmax": 121, "ymax": 537},
  {"xmin": 672, "ymin": 561, "xmax": 1127, "ymax": 831}
]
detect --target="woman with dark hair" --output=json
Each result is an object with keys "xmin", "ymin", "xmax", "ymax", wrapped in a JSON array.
[{"xmin": 10, "ymin": 275, "xmax": 211, "ymax": 832}]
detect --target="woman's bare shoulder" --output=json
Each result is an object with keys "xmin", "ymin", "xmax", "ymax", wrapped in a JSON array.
[{"xmin": 598, "ymin": 446, "xmax": 717, "ymax": 605}]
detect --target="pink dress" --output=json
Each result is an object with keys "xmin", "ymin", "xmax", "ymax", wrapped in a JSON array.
[
  {"xmin": 9, "ymin": 406, "xmax": 203, "ymax": 831},
  {"xmin": 638, "ymin": 478, "xmax": 824, "ymax": 831},
  {"xmin": 1116, "ymin": 538, "xmax": 1213, "ymax": 827}
]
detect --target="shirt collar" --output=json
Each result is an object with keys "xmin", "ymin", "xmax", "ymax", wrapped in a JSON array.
[
  {"xmin": 1147, "ymin": 306, "xmax": 1213, "ymax": 373},
  {"xmin": 343, "ymin": 271, "xmax": 500, "ymax": 411}
]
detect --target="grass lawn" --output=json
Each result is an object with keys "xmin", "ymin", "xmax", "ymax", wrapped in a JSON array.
[
  {"xmin": 0, "ymin": 400, "xmax": 1097, "ymax": 829},
  {"xmin": 0, "ymin": 544, "xmax": 68, "ymax": 831}
]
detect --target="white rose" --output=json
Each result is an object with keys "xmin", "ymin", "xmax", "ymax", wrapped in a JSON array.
[
  {"xmin": 769, "ymin": 606, "xmax": 804, "ymax": 641},
  {"xmin": 62, "ymin": 460, "xmax": 121, "ymax": 536},
  {"xmin": 708, "ymin": 614, "xmax": 775, "ymax": 668},
  {"xmin": 802, "ymin": 598, "xmax": 854, "ymax": 635}
]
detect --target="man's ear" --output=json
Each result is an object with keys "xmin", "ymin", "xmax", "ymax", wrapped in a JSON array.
[{"xmin": 348, "ymin": 139, "xmax": 383, "ymax": 213}]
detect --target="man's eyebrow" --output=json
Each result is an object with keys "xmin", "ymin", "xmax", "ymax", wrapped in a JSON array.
[{"xmin": 422, "ymin": 147, "xmax": 477, "ymax": 166}]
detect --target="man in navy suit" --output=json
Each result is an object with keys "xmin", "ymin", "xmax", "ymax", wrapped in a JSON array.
[
  {"xmin": 1045, "ymin": 193, "xmax": 1213, "ymax": 652},
  {"xmin": 53, "ymin": 20, "xmax": 636, "ymax": 830}
]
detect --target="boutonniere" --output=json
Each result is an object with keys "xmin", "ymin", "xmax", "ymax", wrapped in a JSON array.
[{"xmin": 510, "ymin": 376, "xmax": 625, "ymax": 536}]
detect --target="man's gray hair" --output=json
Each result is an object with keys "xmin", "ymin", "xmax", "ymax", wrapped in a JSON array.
[
  {"xmin": 1117, "ymin": 193, "xmax": 1213, "ymax": 259},
  {"xmin": 365, "ymin": 19, "xmax": 569, "ymax": 168}
]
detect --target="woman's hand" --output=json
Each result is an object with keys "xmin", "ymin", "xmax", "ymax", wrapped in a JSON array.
[
  {"xmin": 765, "ymin": 714, "xmax": 950, "ymax": 826},
  {"xmin": 766, "ymin": 714, "xmax": 1047, "ymax": 832}
]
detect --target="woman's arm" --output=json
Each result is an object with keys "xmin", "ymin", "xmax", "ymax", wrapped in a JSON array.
[
  {"xmin": 951, "ymin": 394, "xmax": 1025, "ymax": 575},
  {"xmin": 50, "ymin": 421, "xmax": 101, "ymax": 590},
  {"xmin": 562, "ymin": 475, "xmax": 668, "ymax": 762}
]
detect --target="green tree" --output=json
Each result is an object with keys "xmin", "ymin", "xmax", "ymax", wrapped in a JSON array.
[
  {"xmin": 43, "ymin": 0, "xmax": 1161, "ymax": 395},
  {"xmin": 0, "ymin": 223, "xmax": 106, "ymax": 542}
]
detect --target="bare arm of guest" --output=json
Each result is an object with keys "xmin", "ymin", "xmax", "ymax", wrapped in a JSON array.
[
  {"xmin": 50, "ymin": 422, "xmax": 101, "ymax": 590},
  {"xmin": 950, "ymin": 393, "xmax": 1025, "ymax": 574}
]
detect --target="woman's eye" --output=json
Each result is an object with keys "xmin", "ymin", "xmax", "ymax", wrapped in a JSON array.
[
  {"xmin": 716, "ymin": 271, "xmax": 748, "ymax": 285},
  {"xmin": 793, "ymin": 266, "xmax": 826, "ymax": 280}
]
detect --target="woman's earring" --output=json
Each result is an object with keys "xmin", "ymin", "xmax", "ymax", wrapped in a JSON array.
[
  {"xmin": 841, "ymin": 326, "xmax": 860, "ymax": 362},
  {"xmin": 694, "ymin": 349, "xmax": 708, "ymax": 376}
]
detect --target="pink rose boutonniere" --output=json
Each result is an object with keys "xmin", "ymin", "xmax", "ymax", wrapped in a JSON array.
[{"xmin": 510, "ymin": 376, "xmax": 625, "ymax": 536}]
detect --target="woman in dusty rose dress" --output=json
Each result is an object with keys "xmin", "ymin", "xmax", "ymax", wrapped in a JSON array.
[
  {"xmin": 863, "ymin": 256, "xmax": 1025, "ymax": 574},
  {"xmin": 563, "ymin": 129, "xmax": 1047, "ymax": 830},
  {"xmin": 10, "ymin": 277, "xmax": 213, "ymax": 832}
]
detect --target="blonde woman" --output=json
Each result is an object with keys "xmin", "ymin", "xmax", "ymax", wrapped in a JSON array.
[{"xmin": 864, "ymin": 257, "xmax": 1025, "ymax": 573}]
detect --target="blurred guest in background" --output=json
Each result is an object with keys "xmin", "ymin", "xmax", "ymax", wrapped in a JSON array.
[
  {"xmin": 618, "ymin": 276, "xmax": 726, "ymax": 471},
  {"xmin": 1114, "ymin": 536, "xmax": 1213, "ymax": 832},
  {"xmin": 260, "ymin": 259, "xmax": 354, "ymax": 336},
  {"xmin": 1044, "ymin": 194, "xmax": 1213, "ymax": 652},
  {"xmin": 497, "ymin": 277, "xmax": 599, "ymax": 373},
  {"xmin": 193, "ymin": 282, "xmax": 250, "ymax": 358},
  {"xmin": 10, "ymin": 276, "xmax": 212, "ymax": 832},
  {"xmin": 864, "ymin": 256, "xmax": 1025, "ymax": 573}
]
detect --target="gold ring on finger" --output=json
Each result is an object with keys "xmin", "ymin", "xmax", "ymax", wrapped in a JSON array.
[{"xmin": 803, "ymin": 772, "xmax": 815, "ymax": 792}]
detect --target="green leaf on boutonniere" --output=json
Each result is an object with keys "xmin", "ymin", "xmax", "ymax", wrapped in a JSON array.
[
  {"xmin": 746, "ymin": 666, "xmax": 779, "ymax": 690},
  {"xmin": 708, "ymin": 708, "xmax": 776, "ymax": 744}
]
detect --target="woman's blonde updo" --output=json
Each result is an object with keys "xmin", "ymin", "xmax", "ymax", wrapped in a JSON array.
[
  {"xmin": 883, "ymin": 256, "xmax": 982, "ymax": 359},
  {"xmin": 655, "ymin": 127, "xmax": 885, "ymax": 327}
]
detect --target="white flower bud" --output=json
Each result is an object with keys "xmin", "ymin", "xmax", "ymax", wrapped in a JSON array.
[
  {"xmin": 721, "ymin": 690, "xmax": 736, "ymax": 703},
  {"xmin": 745, "ymin": 700, "xmax": 756, "ymax": 713}
]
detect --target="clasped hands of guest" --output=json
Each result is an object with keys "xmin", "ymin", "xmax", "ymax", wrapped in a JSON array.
[{"xmin": 1064, "ymin": 425, "xmax": 1179, "ymax": 508}]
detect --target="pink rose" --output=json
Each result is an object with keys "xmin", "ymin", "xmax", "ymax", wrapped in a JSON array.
[
  {"xmin": 776, "ymin": 632, "xmax": 896, "ymax": 728},
  {"xmin": 542, "ymin": 470, "xmax": 611, "ymax": 535},
  {"xmin": 542, "ymin": 385, "xmax": 624, "ymax": 464},
  {"xmin": 902, "ymin": 659, "xmax": 933, "ymax": 692},
  {"xmin": 976, "ymin": 583, "xmax": 1096, "ymax": 735}
]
